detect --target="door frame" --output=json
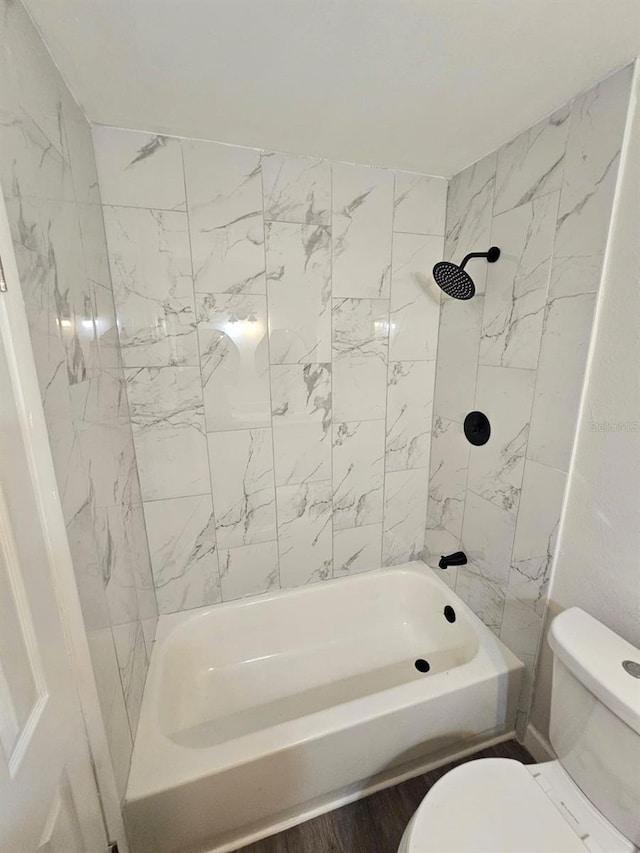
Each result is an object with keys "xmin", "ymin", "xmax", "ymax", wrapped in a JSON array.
[{"xmin": 0, "ymin": 186, "xmax": 129, "ymax": 851}]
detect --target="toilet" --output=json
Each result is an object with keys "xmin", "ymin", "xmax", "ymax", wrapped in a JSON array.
[{"xmin": 399, "ymin": 607, "xmax": 640, "ymax": 852}]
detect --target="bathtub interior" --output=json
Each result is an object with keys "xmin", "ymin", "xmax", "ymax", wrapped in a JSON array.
[{"xmin": 157, "ymin": 568, "xmax": 480, "ymax": 748}]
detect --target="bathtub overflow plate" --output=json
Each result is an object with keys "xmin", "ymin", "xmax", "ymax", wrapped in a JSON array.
[
  {"xmin": 622, "ymin": 660, "xmax": 640, "ymax": 678},
  {"xmin": 415, "ymin": 659, "xmax": 430, "ymax": 673}
]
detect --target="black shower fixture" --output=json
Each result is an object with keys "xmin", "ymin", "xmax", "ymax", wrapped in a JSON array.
[{"xmin": 432, "ymin": 246, "xmax": 501, "ymax": 300}]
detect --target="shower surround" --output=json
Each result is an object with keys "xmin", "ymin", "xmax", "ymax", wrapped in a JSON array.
[
  {"xmin": 92, "ymin": 128, "xmax": 447, "ymax": 614},
  {"xmin": 424, "ymin": 65, "xmax": 633, "ymax": 727},
  {"xmin": 0, "ymin": 0, "xmax": 157, "ymax": 799}
]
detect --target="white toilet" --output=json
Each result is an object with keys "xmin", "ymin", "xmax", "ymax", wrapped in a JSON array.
[{"xmin": 399, "ymin": 607, "xmax": 640, "ymax": 852}]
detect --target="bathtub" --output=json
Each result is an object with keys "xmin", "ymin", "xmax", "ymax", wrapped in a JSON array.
[{"xmin": 124, "ymin": 562, "xmax": 523, "ymax": 853}]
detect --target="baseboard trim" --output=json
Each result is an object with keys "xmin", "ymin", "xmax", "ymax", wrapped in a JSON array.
[{"xmin": 523, "ymin": 723, "xmax": 554, "ymax": 762}]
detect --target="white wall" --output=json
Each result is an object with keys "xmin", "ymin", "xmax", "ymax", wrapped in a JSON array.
[{"xmin": 530, "ymin": 62, "xmax": 640, "ymax": 736}]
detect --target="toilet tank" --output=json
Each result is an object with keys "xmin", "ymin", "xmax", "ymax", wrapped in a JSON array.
[{"xmin": 548, "ymin": 608, "xmax": 640, "ymax": 846}]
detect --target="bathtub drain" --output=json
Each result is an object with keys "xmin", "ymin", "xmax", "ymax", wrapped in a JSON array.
[{"xmin": 415, "ymin": 659, "xmax": 430, "ymax": 673}]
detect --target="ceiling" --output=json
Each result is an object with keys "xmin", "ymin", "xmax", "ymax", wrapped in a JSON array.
[{"xmin": 23, "ymin": 0, "xmax": 640, "ymax": 176}]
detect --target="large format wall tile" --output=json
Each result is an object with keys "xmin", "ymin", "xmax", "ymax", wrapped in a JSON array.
[
  {"xmin": 218, "ymin": 541, "xmax": 280, "ymax": 601},
  {"xmin": 527, "ymin": 292, "xmax": 597, "ymax": 472},
  {"xmin": 444, "ymin": 153, "xmax": 496, "ymax": 293},
  {"xmin": 493, "ymin": 105, "xmax": 570, "ymax": 216},
  {"xmin": 467, "ymin": 365, "xmax": 536, "ymax": 514},
  {"xmin": 93, "ymin": 126, "xmax": 186, "ymax": 211},
  {"xmin": 480, "ymin": 192, "xmax": 559, "ymax": 369},
  {"xmin": 393, "ymin": 172, "xmax": 447, "ymax": 236},
  {"xmin": 207, "ymin": 429, "xmax": 277, "ymax": 548},
  {"xmin": 383, "ymin": 468, "xmax": 429, "ymax": 565},
  {"xmin": 333, "ymin": 420, "xmax": 385, "ymax": 531},
  {"xmin": 3, "ymin": 5, "xmax": 157, "ymax": 799},
  {"xmin": 389, "ymin": 233, "xmax": 442, "ymax": 362},
  {"xmin": 277, "ymin": 481, "xmax": 333, "ymax": 586},
  {"xmin": 184, "ymin": 140, "xmax": 265, "ymax": 295},
  {"xmin": 103, "ymin": 206, "xmax": 197, "ymax": 367},
  {"xmin": 266, "ymin": 221, "xmax": 331, "ymax": 363},
  {"xmin": 554, "ymin": 67, "xmax": 632, "ymax": 261},
  {"xmin": 425, "ymin": 67, "xmax": 632, "ymax": 729},
  {"xmin": 271, "ymin": 363, "xmax": 331, "ymax": 487},
  {"xmin": 125, "ymin": 366, "xmax": 209, "ymax": 499},
  {"xmin": 333, "ymin": 524, "xmax": 383, "ymax": 577},
  {"xmin": 144, "ymin": 494, "xmax": 220, "ymax": 614},
  {"xmin": 262, "ymin": 153, "xmax": 331, "ymax": 225},
  {"xmin": 386, "ymin": 360, "xmax": 435, "ymax": 472},
  {"xmin": 332, "ymin": 163, "xmax": 394, "ymax": 299},
  {"xmin": 197, "ymin": 292, "xmax": 271, "ymax": 431},
  {"xmin": 508, "ymin": 459, "xmax": 567, "ymax": 615}
]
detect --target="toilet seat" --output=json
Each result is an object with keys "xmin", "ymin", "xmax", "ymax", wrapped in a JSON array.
[{"xmin": 399, "ymin": 758, "xmax": 632, "ymax": 853}]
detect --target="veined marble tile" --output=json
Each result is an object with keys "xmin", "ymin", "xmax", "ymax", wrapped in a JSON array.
[
  {"xmin": 332, "ymin": 298, "xmax": 389, "ymax": 360},
  {"xmin": 103, "ymin": 206, "xmax": 197, "ymax": 367},
  {"xmin": 382, "ymin": 468, "xmax": 429, "ymax": 566},
  {"xmin": 277, "ymin": 481, "xmax": 333, "ymax": 587},
  {"xmin": 461, "ymin": 490, "xmax": 517, "ymax": 587},
  {"xmin": 389, "ymin": 233, "xmax": 442, "ymax": 361},
  {"xmin": 184, "ymin": 140, "xmax": 265, "ymax": 294},
  {"xmin": 424, "ymin": 416, "xmax": 470, "ymax": 545},
  {"xmin": 480, "ymin": 191, "xmax": 559, "ymax": 369},
  {"xmin": 393, "ymin": 172, "xmax": 447, "ymax": 235},
  {"xmin": 46, "ymin": 199, "xmax": 100, "ymax": 384},
  {"xmin": 500, "ymin": 595, "xmax": 543, "ymax": 660},
  {"xmin": 105, "ymin": 674, "xmax": 133, "ymax": 798},
  {"xmin": 547, "ymin": 255, "xmax": 604, "ymax": 299},
  {"xmin": 270, "ymin": 363, "xmax": 331, "ymax": 426},
  {"xmin": 64, "ymin": 114, "xmax": 101, "ymax": 206},
  {"xmin": 262, "ymin": 152, "xmax": 330, "ymax": 224},
  {"xmin": 196, "ymin": 292, "xmax": 270, "ymax": 431},
  {"xmin": 271, "ymin": 363, "xmax": 331, "ymax": 487},
  {"xmin": 467, "ymin": 365, "xmax": 536, "ymax": 514},
  {"xmin": 219, "ymin": 541, "xmax": 280, "ymax": 601},
  {"xmin": 333, "ymin": 524, "xmax": 383, "ymax": 577},
  {"xmin": 93, "ymin": 282, "xmax": 121, "ymax": 371},
  {"xmin": 77, "ymin": 203, "xmax": 112, "ymax": 290},
  {"xmin": 332, "ymin": 356, "xmax": 387, "ymax": 423},
  {"xmin": 555, "ymin": 67, "xmax": 632, "ymax": 260},
  {"xmin": 332, "ymin": 162, "xmax": 394, "ymax": 298},
  {"xmin": 144, "ymin": 494, "xmax": 220, "ymax": 615},
  {"xmin": 125, "ymin": 365, "xmax": 209, "ymax": 500},
  {"xmin": 332, "ymin": 297, "xmax": 389, "ymax": 422},
  {"xmin": 0, "ymin": 108, "xmax": 73, "ymax": 202},
  {"xmin": 444, "ymin": 153, "xmax": 496, "ymax": 294},
  {"xmin": 207, "ymin": 429, "xmax": 277, "ymax": 548},
  {"xmin": 509, "ymin": 459, "xmax": 566, "ymax": 615},
  {"xmin": 494, "ymin": 105, "xmax": 570, "ymax": 215},
  {"xmin": 455, "ymin": 564, "xmax": 506, "ymax": 630},
  {"xmin": 104, "ymin": 505, "xmax": 140, "ymax": 627},
  {"xmin": 527, "ymin": 291, "xmax": 597, "ymax": 472},
  {"xmin": 266, "ymin": 222, "xmax": 331, "ymax": 363},
  {"xmin": 432, "ymin": 295, "xmax": 484, "ymax": 423},
  {"xmin": 333, "ymin": 420, "xmax": 385, "ymax": 531},
  {"xmin": 125, "ymin": 503, "xmax": 157, "ymax": 629},
  {"xmin": 112, "ymin": 620, "xmax": 148, "ymax": 736},
  {"xmin": 386, "ymin": 361, "xmax": 436, "ymax": 472},
  {"xmin": 93, "ymin": 126, "xmax": 185, "ymax": 211}
]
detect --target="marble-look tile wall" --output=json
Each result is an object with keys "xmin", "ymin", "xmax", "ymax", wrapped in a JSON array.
[
  {"xmin": 93, "ymin": 127, "xmax": 447, "ymax": 613},
  {"xmin": 424, "ymin": 66, "xmax": 633, "ymax": 728},
  {"xmin": 0, "ymin": 0, "xmax": 156, "ymax": 798}
]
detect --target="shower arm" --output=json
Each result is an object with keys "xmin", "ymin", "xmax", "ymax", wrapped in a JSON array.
[{"xmin": 459, "ymin": 247, "xmax": 501, "ymax": 269}]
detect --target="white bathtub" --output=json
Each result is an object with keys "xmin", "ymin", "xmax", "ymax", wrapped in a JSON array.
[{"xmin": 124, "ymin": 562, "xmax": 523, "ymax": 853}]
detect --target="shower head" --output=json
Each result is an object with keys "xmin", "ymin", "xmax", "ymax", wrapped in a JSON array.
[{"xmin": 432, "ymin": 246, "xmax": 500, "ymax": 300}]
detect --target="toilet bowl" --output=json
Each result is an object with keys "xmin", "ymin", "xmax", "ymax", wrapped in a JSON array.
[{"xmin": 399, "ymin": 608, "xmax": 640, "ymax": 853}]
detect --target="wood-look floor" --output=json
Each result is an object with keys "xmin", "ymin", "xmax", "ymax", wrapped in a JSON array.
[{"xmin": 236, "ymin": 740, "xmax": 534, "ymax": 853}]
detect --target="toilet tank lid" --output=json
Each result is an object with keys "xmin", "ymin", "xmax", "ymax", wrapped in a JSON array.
[{"xmin": 549, "ymin": 608, "xmax": 640, "ymax": 736}]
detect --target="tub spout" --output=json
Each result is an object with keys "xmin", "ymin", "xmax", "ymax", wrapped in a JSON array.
[{"xmin": 438, "ymin": 551, "xmax": 467, "ymax": 570}]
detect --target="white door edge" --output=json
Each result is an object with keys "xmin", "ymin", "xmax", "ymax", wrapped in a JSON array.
[{"xmin": 0, "ymin": 183, "xmax": 129, "ymax": 852}]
